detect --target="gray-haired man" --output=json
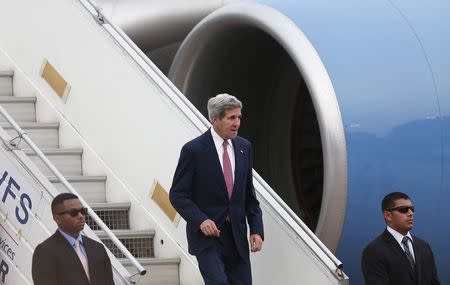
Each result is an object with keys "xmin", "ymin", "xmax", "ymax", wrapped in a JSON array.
[{"xmin": 170, "ymin": 93, "xmax": 264, "ymax": 285}]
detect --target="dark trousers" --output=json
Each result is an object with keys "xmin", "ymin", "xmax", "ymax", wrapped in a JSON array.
[{"xmin": 196, "ymin": 222, "xmax": 252, "ymax": 285}]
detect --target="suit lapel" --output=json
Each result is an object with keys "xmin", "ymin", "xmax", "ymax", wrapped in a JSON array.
[
  {"xmin": 55, "ymin": 231, "xmax": 90, "ymax": 283},
  {"xmin": 412, "ymin": 236, "xmax": 422, "ymax": 284},
  {"xmin": 83, "ymin": 236, "xmax": 96, "ymax": 283},
  {"xmin": 231, "ymin": 138, "xmax": 244, "ymax": 200},
  {"xmin": 204, "ymin": 130, "xmax": 229, "ymax": 200},
  {"xmin": 382, "ymin": 230, "xmax": 416, "ymax": 279}
]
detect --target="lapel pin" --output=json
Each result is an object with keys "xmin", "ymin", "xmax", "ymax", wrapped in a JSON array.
[{"xmin": 240, "ymin": 150, "xmax": 244, "ymax": 154}]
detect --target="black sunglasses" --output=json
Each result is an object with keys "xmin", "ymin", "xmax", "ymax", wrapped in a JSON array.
[
  {"xmin": 387, "ymin": 205, "xmax": 415, "ymax": 214},
  {"xmin": 56, "ymin": 207, "xmax": 88, "ymax": 217}
]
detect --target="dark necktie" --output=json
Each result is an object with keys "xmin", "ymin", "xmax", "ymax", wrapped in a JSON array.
[
  {"xmin": 222, "ymin": 140, "xmax": 233, "ymax": 200},
  {"xmin": 402, "ymin": 236, "xmax": 415, "ymax": 270}
]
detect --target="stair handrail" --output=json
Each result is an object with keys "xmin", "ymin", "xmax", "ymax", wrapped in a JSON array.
[
  {"xmin": 77, "ymin": 0, "xmax": 345, "ymax": 277},
  {"xmin": 0, "ymin": 105, "xmax": 147, "ymax": 279},
  {"xmin": 253, "ymin": 171, "xmax": 344, "ymax": 276}
]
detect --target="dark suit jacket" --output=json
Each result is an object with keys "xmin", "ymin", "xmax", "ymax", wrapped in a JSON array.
[
  {"xmin": 361, "ymin": 229, "xmax": 440, "ymax": 285},
  {"xmin": 169, "ymin": 129, "xmax": 264, "ymax": 260},
  {"xmin": 32, "ymin": 230, "xmax": 114, "ymax": 285}
]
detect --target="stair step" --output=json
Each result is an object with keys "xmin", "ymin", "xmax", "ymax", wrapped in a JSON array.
[
  {"xmin": 0, "ymin": 71, "xmax": 13, "ymax": 96},
  {"xmin": 122, "ymin": 257, "xmax": 180, "ymax": 266},
  {"xmin": 24, "ymin": 148, "xmax": 83, "ymax": 176},
  {"xmin": 90, "ymin": 202, "xmax": 130, "ymax": 210},
  {"xmin": 86, "ymin": 202, "xmax": 130, "ymax": 230},
  {"xmin": 48, "ymin": 175, "xmax": 106, "ymax": 203},
  {"xmin": 120, "ymin": 258, "xmax": 180, "ymax": 285},
  {"xmin": 0, "ymin": 72, "xmax": 182, "ymax": 284},
  {"xmin": 1, "ymin": 122, "xmax": 59, "ymax": 148},
  {"xmin": 0, "ymin": 71, "xmax": 14, "ymax": 76},
  {"xmin": 95, "ymin": 230, "xmax": 155, "ymax": 258},
  {"xmin": 0, "ymin": 97, "xmax": 36, "ymax": 123}
]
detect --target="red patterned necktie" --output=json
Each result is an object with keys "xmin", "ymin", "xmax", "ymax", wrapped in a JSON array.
[{"xmin": 222, "ymin": 140, "xmax": 234, "ymax": 200}]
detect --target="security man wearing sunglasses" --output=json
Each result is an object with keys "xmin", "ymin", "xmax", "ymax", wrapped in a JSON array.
[
  {"xmin": 32, "ymin": 193, "xmax": 114, "ymax": 285},
  {"xmin": 362, "ymin": 192, "xmax": 440, "ymax": 285}
]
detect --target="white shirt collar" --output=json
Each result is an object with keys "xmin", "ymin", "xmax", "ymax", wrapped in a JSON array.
[
  {"xmin": 387, "ymin": 226, "xmax": 413, "ymax": 244},
  {"xmin": 210, "ymin": 127, "xmax": 233, "ymax": 150}
]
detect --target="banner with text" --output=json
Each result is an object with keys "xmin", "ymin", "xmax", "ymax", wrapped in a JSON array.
[{"xmin": 0, "ymin": 137, "xmax": 54, "ymax": 285}]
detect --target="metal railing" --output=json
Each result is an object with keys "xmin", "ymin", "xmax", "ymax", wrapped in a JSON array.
[
  {"xmin": 78, "ymin": 0, "xmax": 345, "ymax": 279},
  {"xmin": 0, "ymin": 105, "xmax": 146, "ymax": 282},
  {"xmin": 253, "ymin": 172, "xmax": 344, "ymax": 276}
]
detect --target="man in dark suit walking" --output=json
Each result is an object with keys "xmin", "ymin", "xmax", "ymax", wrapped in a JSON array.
[
  {"xmin": 32, "ymin": 193, "xmax": 114, "ymax": 285},
  {"xmin": 170, "ymin": 93, "xmax": 264, "ymax": 285},
  {"xmin": 361, "ymin": 192, "xmax": 440, "ymax": 285}
]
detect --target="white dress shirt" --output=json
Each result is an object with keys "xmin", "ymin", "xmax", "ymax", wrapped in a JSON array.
[
  {"xmin": 387, "ymin": 226, "xmax": 415, "ymax": 261},
  {"xmin": 211, "ymin": 127, "xmax": 235, "ymax": 181}
]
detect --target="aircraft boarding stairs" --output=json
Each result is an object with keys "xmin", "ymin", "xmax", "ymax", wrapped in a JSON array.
[
  {"xmin": 0, "ymin": 71, "xmax": 179, "ymax": 284},
  {"xmin": 0, "ymin": 0, "xmax": 349, "ymax": 282},
  {"xmin": 0, "ymin": 67, "xmax": 348, "ymax": 285}
]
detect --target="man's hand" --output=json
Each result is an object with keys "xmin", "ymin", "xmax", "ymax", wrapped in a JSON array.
[
  {"xmin": 250, "ymin": 234, "xmax": 263, "ymax": 252},
  {"xmin": 200, "ymin": 219, "xmax": 220, "ymax": 237}
]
